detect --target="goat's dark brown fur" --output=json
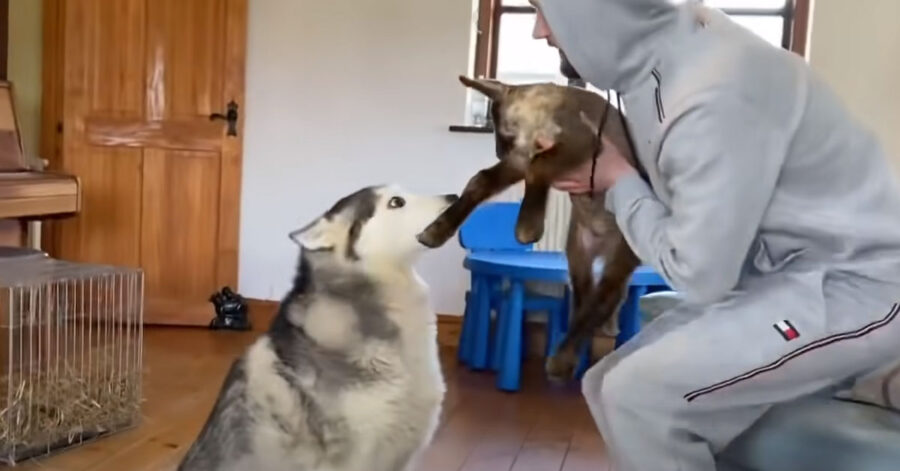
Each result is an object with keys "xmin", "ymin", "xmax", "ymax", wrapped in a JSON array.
[{"xmin": 417, "ymin": 76, "xmax": 643, "ymax": 381}]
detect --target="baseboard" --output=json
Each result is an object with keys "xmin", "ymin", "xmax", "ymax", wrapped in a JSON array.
[
  {"xmin": 246, "ymin": 298, "xmax": 279, "ymax": 331},
  {"xmin": 437, "ymin": 314, "xmax": 463, "ymax": 348}
]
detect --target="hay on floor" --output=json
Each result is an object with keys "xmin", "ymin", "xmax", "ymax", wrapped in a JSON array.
[{"xmin": 0, "ymin": 350, "xmax": 142, "ymax": 464}]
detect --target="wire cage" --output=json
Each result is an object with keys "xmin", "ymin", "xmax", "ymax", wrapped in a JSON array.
[{"xmin": 0, "ymin": 249, "xmax": 144, "ymax": 465}]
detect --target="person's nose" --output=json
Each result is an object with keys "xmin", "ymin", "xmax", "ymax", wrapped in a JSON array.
[{"xmin": 532, "ymin": 12, "xmax": 550, "ymax": 40}]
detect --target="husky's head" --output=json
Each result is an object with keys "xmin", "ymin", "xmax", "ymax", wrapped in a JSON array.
[{"xmin": 290, "ymin": 185, "xmax": 459, "ymax": 266}]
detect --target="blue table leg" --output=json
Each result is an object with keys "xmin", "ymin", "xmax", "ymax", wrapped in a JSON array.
[
  {"xmin": 497, "ymin": 280, "xmax": 524, "ymax": 392},
  {"xmin": 470, "ymin": 275, "xmax": 493, "ymax": 370},
  {"xmin": 522, "ymin": 321, "xmax": 529, "ymax": 360},
  {"xmin": 491, "ymin": 296, "xmax": 509, "ymax": 372},
  {"xmin": 458, "ymin": 289, "xmax": 474, "ymax": 365},
  {"xmin": 616, "ymin": 285, "xmax": 647, "ymax": 348}
]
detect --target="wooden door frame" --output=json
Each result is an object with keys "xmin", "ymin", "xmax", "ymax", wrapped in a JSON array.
[
  {"xmin": 39, "ymin": 0, "xmax": 65, "ymax": 253},
  {"xmin": 39, "ymin": 0, "xmax": 247, "ymax": 320},
  {"xmin": 216, "ymin": 0, "xmax": 247, "ymax": 294},
  {"xmin": 0, "ymin": 0, "xmax": 8, "ymax": 80}
]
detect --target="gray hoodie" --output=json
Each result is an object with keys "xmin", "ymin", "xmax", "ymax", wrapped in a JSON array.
[{"xmin": 534, "ymin": 0, "xmax": 900, "ymax": 305}]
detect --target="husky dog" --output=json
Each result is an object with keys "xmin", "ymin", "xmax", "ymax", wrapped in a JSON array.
[{"xmin": 178, "ymin": 185, "xmax": 459, "ymax": 471}]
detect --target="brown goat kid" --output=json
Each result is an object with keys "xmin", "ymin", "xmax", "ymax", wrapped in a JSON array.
[{"xmin": 417, "ymin": 76, "xmax": 645, "ymax": 381}]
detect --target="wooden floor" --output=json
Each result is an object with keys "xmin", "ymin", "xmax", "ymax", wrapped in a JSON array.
[{"xmin": 7, "ymin": 327, "xmax": 611, "ymax": 471}]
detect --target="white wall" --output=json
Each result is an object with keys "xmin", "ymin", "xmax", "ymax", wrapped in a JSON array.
[
  {"xmin": 239, "ymin": 0, "xmax": 496, "ymax": 314},
  {"xmin": 7, "ymin": 0, "xmax": 42, "ymax": 161},
  {"xmin": 807, "ymin": 0, "xmax": 900, "ymax": 169},
  {"xmin": 239, "ymin": 0, "xmax": 900, "ymax": 316},
  {"xmin": 8, "ymin": 0, "xmax": 44, "ymax": 247}
]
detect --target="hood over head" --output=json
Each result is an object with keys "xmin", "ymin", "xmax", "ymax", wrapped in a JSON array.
[{"xmin": 531, "ymin": 0, "xmax": 684, "ymax": 92}]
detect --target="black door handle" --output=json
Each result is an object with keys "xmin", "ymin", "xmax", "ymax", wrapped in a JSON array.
[{"xmin": 210, "ymin": 100, "xmax": 239, "ymax": 136}]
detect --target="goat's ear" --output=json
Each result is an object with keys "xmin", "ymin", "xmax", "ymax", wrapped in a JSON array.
[
  {"xmin": 459, "ymin": 75, "xmax": 506, "ymax": 101},
  {"xmin": 535, "ymin": 134, "xmax": 556, "ymax": 153}
]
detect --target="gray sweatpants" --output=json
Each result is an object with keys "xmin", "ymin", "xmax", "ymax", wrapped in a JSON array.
[{"xmin": 582, "ymin": 268, "xmax": 900, "ymax": 471}]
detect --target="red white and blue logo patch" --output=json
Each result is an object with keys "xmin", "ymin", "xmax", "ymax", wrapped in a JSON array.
[{"xmin": 774, "ymin": 320, "xmax": 800, "ymax": 341}]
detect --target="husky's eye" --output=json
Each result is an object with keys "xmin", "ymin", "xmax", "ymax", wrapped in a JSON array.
[{"xmin": 387, "ymin": 196, "xmax": 406, "ymax": 209}]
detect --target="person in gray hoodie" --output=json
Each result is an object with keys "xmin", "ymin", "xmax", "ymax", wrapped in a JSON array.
[{"xmin": 528, "ymin": 0, "xmax": 900, "ymax": 469}]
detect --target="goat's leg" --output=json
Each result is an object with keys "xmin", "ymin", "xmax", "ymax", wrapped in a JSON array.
[
  {"xmin": 515, "ymin": 179, "xmax": 550, "ymax": 244},
  {"xmin": 417, "ymin": 161, "xmax": 524, "ymax": 248},
  {"xmin": 564, "ymin": 216, "xmax": 596, "ymax": 332},
  {"xmin": 546, "ymin": 237, "xmax": 640, "ymax": 381},
  {"xmin": 544, "ymin": 216, "xmax": 595, "ymax": 374},
  {"xmin": 513, "ymin": 152, "xmax": 582, "ymax": 245}
]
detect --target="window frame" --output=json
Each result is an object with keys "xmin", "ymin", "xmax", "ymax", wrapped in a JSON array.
[
  {"xmin": 450, "ymin": 0, "xmax": 811, "ymax": 132},
  {"xmin": 472, "ymin": 0, "xmax": 811, "ymax": 81}
]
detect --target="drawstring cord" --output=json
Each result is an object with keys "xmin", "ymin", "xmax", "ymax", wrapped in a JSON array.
[
  {"xmin": 590, "ymin": 97, "xmax": 613, "ymax": 197},
  {"xmin": 588, "ymin": 89, "xmax": 644, "ymax": 197}
]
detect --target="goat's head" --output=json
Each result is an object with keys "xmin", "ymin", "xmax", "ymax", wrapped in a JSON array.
[{"xmin": 459, "ymin": 75, "xmax": 608, "ymax": 179}]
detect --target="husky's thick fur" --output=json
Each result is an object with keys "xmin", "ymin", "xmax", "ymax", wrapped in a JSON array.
[{"xmin": 178, "ymin": 185, "xmax": 458, "ymax": 471}]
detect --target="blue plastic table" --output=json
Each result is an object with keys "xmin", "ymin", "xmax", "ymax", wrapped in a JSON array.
[{"xmin": 464, "ymin": 251, "xmax": 669, "ymax": 391}]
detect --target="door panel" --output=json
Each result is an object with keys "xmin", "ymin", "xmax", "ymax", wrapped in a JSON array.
[
  {"xmin": 55, "ymin": 148, "xmax": 143, "ymax": 268},
  {"xmin": 86, "ymin": 0, "xmax": 146, "ymax": 117},
  {"xmin": 47, "ymin": 0, "xmax": 246, "ymax": 325},
  {"xmin": 57, "ymin": 0, "xmax": 145, "ymax": 270},
  {"xmin": 141, "ymin": 149, "xmax": 220, "ymax": 303},
  {"xmin": 148, "ymin": 0, "xmax": 226, "ymax": 120},
  {"xmin": 84, "ymin": 117, "xmax": 222, "ymax": 151}
]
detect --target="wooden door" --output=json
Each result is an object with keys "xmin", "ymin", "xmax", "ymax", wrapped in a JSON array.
[{"xmin": 42, "ymin": 0, "xmax": 246, "ymax": 325}]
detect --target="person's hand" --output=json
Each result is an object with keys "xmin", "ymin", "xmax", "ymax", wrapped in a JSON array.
[{"xmin": 551, "ymin": 134, "xmax": 637, "ymax": 195}]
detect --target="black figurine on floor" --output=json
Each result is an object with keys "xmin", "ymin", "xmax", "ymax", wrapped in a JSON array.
[{"xmin": 209, "ymin": 286, "xmax": 252, "ymax": 331}]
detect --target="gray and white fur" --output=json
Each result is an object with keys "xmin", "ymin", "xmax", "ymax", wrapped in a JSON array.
[{"xmin": 178, "ymin": 185, "xmax": 458, "ymax": 471}]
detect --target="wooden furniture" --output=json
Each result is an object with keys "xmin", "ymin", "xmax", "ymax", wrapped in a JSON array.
[
  {"xmin": 0, "ymin": 172, "xmax": 79, "ymax": 219},
  {"xmin": 0, "ymin": 80, "xmax": 80, "ymax": 246},
  {"xmin": 41, "ymin": 0, "xmax": 247, "ymax": 326}
]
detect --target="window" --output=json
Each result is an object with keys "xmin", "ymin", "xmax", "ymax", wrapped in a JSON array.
[{"xmin": 458, "ymin": 0, "xmax": 810, "ymax": 128}]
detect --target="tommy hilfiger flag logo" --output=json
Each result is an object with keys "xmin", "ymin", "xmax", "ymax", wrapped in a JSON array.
[{"xmin": 774, "ymin": 320, "xmax": 800, "ymax": 341}]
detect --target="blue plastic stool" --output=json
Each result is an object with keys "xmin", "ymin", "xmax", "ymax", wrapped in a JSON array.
[
  {"xmin": 466, "ymin": 251, "xmax": 670, "ymax": 392},
  {"xmin": 490, "ymin": 283, "xmax": 570, "ymax": 372},
  {"xmin": 457, "ymin": 202, "xmax": 569, "ymax": 371}
]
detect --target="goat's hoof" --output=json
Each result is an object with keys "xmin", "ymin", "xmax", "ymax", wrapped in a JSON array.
[
  {"xmin": 515, "ymin": 226, "xmax": 543, "ymax": 245},
  {"xmin": 545, "ymin": 350, "xmax": 578, "ymax": 382},
  {"xmin": 417, "ymin": 224, "xmax": 450, "ymax": 248}
]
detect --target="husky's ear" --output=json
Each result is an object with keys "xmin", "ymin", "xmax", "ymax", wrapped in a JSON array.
[
  {"xmin": 459, "ymin": 75, "xmax": 506, "ymax": 102},
  {"xmin": 289, "ymin": 217, "xmax": 339, "ymax": 251}
]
